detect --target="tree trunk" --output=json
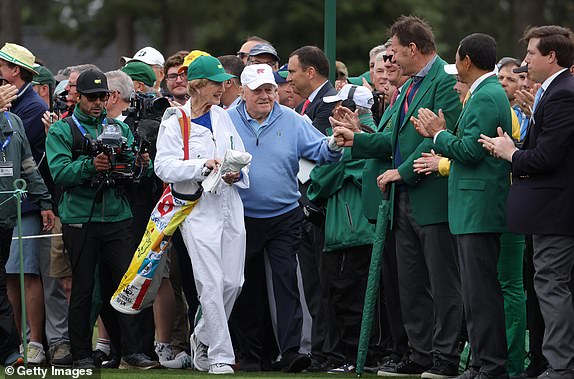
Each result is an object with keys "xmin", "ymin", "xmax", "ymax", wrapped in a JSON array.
[
  {"xmin": 116, "ymin": 14, "xmax": 134, "ymax": 58},
  {"xmin": 0, "ymin": 0, "xmax": 21, "ymax": 42},
  {"xmin": 513, "ymin": 0, "xmax": 546, "ymax": 58}
]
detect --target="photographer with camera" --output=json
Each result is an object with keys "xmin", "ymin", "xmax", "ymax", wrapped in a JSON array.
[{"xmin": 46, "ymin": 68, "xmax": 158, "ymax": 370}]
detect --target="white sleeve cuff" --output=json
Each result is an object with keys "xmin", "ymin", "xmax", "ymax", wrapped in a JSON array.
[{"xmin": 433, "ymin": 129, "xmax": 446, "ymax": 144}]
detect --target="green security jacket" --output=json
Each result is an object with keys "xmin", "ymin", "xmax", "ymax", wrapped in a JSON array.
[
  {"xmin": 0, "ymin": 112, "xmax": 52, "ymax": 230},
  {"xmin": 355, "ymin": 99, "xmax": 399, "ymax": 222},
  {"xmin": 433, "ymin": 75, "xmax": 512, "ymax": 234},
  {"xmin": 308, "ymin": 148, "xmax": 374, "ymax": 252},
  {"xmin": 46, "ymin": 108, "xmax": 135, "ymax": 224},
  {"xmin": 351, "ymin": 56, "xmax": 461, "ymax": 227}
]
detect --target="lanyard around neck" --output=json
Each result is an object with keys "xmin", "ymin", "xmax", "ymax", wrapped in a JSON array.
[
  {"xmin": 1, "ymin": 112, "xmax": 13, "ymax": 152},
  {"xmin": 71, "ymin": 114, "xmax": 106, "ymax": 137}
]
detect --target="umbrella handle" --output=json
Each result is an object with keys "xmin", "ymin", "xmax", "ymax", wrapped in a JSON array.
[{"xmin": 383, "ymin": 190, "xmax": 390, "ymax": 201}]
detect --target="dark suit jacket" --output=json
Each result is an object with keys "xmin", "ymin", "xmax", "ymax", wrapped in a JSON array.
[
  {"xmin": 295, "ymin": 81, "xmax": 338, "ymax": 135},
  {"xmin": 507, "ymin": 69, "xmax": 574, "ymax": 236}
]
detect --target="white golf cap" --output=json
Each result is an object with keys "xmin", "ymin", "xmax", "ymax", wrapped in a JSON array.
[
  {"xmin": 323, "ymin": 84, "xmax": 374, "ymax": 109},
  {"xmin": 443, "ymin": 64, "xmax": 458, "ymax": 75},
  {"xmin": 121, "ymin": 46, "xmax": 165, "ymax": 67},
  {"xmin": 241, "ymin": 64, "xmax": 277, "ymax": 90}
]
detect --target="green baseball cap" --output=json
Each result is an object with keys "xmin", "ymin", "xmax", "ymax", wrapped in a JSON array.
[
  {"xmin": 348, "ymin": 70, "xmax": 371, "ymax": 86},
  {"xmin": 187, "ymin": 56, "xmax": 234, "ymax": 82},
  {"xmin": 32, "ymin": 65, "xmax": 55, "ymax": 88},
  {"xmin": 121, "ymin": 61, "xmax": 156, "ymax": 87}
]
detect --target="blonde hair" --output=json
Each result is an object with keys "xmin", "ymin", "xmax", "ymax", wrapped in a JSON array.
[{"xmin": 187, "ymin": 78, "xmax": 211, "ymax": 96}]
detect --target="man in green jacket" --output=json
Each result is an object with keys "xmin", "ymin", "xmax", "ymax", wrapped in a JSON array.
[
  {"xmin": 351, "ymin": 44, "xmax": 412, "ymax": 368},
  {"xmin": 308, "ymin": 85, "xmax": 376, "ymax": 372},
  {"xmin": 46, "ymin": 69, "xmax": 157, "ymax": 370},
  {"xmin": 413, "ymin": 33, "xmax": 512, "ymax": 379},
  {"xmin": 0, "ymin": 105, "xmax": 53, "ymax": 367},
  {"xmin": 333, "ymin": 16, "xmax": 463, "ymax": 378}
]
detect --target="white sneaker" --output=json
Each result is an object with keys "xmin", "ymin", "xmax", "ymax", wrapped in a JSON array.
[
  {"xmin": 161, "ymin": 351, "xmax": 193, "ymax": 369},
  {"xmin": 154, "ymin": 342, "xmax": 174, "ymax": 362},
  {"xmin": 27, "ymin": 343, "xmax": 46, "ymax": 365},
  {"xmin": 209, "ymin": 363, "xmax": 234, "ymax": 374},
  {"xmin": 190, "ymin": 334, "xmax": 209, "ymax": 371}
]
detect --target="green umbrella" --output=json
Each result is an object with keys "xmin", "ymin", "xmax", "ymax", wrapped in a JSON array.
[{"xmin": 356, "ymin": 191, "xmax": 391, "ymax": 376}]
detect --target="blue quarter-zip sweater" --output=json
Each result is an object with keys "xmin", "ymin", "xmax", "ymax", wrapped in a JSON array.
[{"xmin": 228, "ymin": 102, "xmax": 342, "ymax": 218}]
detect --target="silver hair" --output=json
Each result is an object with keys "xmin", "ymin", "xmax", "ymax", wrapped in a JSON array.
[
  {"xmin": 68, "ymin": 64, "xmax": 101, "ymax": 74},
  {"xmin": 369, "ymin": 45, "xmax": 386, "ymax": 59},
  {"xmin": 375, "ymin": 51, "xmax": 388, "ymax": 63},
  {"xmin": 105, "ymin": 70, "xmax": 134, "ymax": 102},
  {"xmin": 357, "ymin": 106, "xmax": 373, "ymax": 117}
]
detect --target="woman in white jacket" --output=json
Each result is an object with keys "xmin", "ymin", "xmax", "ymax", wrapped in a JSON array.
[{"xmin": 154, "ymin": 55, "xmax": 249, "ymax": 375}]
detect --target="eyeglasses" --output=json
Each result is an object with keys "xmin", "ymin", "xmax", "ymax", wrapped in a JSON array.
[
  {"xmin": 237, "ymin": 52, "xmax": 248, "ymax": 59},
  {"xmin": 383, "ymin": 55, "xmax": 394, "ymax": 63},
  {"xmin": 83, "ymin": 93, "xmax": 109, "ymax": 102},
  {"xmin": 165, "ymin": 72, "xmax": 187, "ymax": 81}
]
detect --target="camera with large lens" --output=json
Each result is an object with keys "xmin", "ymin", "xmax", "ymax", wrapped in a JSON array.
[
  {"xmin": 52, "ymin": 90, "xmax": 69, "ymax": 114},
  {"xmin": 123, "ymin": 92, "xmax": 170, "ymax": 155},
  {"xmin": 371, "ymin": 90, "xmax": 384, "ymax": 125},
  {"xmin": 89, "ymin": 122, "xmax": 134, "ymax": 188}
]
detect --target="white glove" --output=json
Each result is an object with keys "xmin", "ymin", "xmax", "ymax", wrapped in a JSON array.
[{"xmin": 327, "ymin": 136, "xmax": 343, "ymax": 152}]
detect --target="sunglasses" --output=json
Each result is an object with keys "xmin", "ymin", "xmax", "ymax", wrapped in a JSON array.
[
  {"xmin": 83, "ymin": 93, "xmax": 109, "ymax": 102},
  {"xmin": 383, "ymin": 55, "xmax": 394, "ymax": 62},
  {"xmin": 237, "ymin": 52, "xmax": 248, "ymax": 59}
]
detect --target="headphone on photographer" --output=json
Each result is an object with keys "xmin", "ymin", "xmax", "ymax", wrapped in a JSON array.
[{"xmin": 341, "ymin": 85, "xmax": 357, "ymax": 112}]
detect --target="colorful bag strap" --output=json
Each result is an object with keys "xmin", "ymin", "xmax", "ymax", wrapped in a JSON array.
[{"xmin": 177, "ymin": 107, "xmax": 191, "ymax": 160}]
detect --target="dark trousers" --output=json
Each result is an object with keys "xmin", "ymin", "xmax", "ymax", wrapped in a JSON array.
[
  {"xmin": 380, "ymin": 229, "xmax": 409, "ymax": 356},
  {"xmin": 395, "ymin": 192, "xmax": 462, "ymax": 367},
  {"xmin": 231, "ymin": 207, "xmax": 304, "ymax": 362},
  {"xmin": 299, "ymin": 218, "xmax": 338, "ymax": 357},
  {"xmin": 457, "ymin": 233, "xmax": 508, "ymax": 375},
  {"xmin": 0, "ymin": 228, "xmax": 20, "ymax": 363},
  {"xmin": 322, "ymin": 245, "xmax": 372, "ymax": 362},
  {"xmin": 63, "ymin": 220, "xmax": 141, "ymax": 360},
  {"xmin": 524, "ymin": 235, "xmax": 546, "ymax": 364},
  {"xmin": 532, "ymin": 235, "xmax": 574, "ymax": 370}
]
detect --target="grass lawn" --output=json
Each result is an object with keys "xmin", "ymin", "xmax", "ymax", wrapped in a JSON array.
[{"xmin": 95, "ymin": 368, "xmax": 383, "ymax": 378}]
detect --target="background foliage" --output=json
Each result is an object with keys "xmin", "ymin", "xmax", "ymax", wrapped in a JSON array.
[{"xmin": 1, "ymin": 0, "xmax": 573, "ymax": 75}]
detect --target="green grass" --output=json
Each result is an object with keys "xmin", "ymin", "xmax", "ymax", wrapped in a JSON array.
[{"xmin": 95, "ymin": 368, "xmax": 380, "ymax": 378}]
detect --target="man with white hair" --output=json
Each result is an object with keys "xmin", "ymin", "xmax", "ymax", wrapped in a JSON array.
[
  {"xmin": 104, "ymin": 70, "xmax": 134, "ymax": 120},
  {"xmin": 227, "ymin": 64, "xmax": 342, "ymax": 373},
  {"xmin": 122, "ymin": 46, "xmax": 165, "ymax": 94}
]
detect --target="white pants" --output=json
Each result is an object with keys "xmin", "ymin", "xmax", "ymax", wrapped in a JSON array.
[{"xmin": 180, "ymin": 188, "xmax": 246, "ymax": 365}]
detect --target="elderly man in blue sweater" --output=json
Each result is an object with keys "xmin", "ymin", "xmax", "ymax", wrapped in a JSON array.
[{"xmin": 228, "ymin": 64, "xmax": 342, "ymax": 373}]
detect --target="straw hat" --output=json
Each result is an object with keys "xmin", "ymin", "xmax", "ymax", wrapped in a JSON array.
[{"xmin": 0, "ymin": 43, "xmax": 39, "ymax": 75}]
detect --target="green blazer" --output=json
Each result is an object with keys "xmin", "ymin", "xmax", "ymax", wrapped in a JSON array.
[
  {"xmin": 358, "ymin": 99, "xmax": 398, "ymax": 222},
  {"xmin": 352, "ymin": 56, "xmax": 461, "ymax": 226},
  {"xmin": 433, "ymin": 75, "xmax": 512, "ymax": 234}
]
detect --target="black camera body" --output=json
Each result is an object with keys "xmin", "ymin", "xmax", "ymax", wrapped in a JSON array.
[
  {"xmin": 87, "ymin": 123, "xmax": 134, "ymax": 188},
  {"xmin": 52, "ymin": 92, "xmax": 69, "ymax": 114},
  {"xmin": 123, "ymin": 92, "xmax": 170, "ymax": 157}
]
